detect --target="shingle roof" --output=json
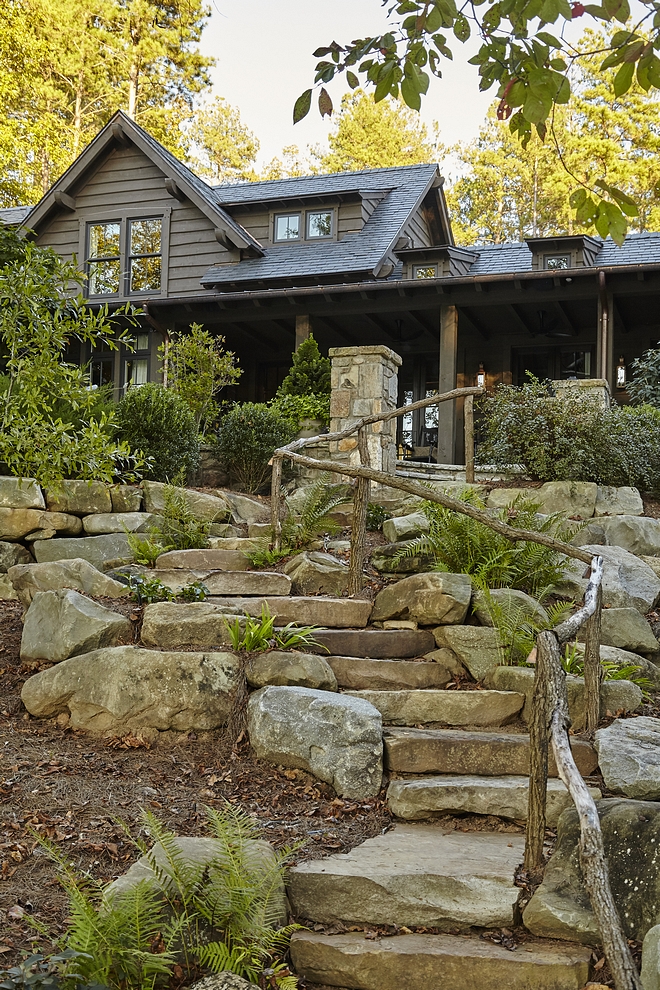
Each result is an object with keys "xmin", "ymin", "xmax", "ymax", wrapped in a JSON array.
[
  {"xmin": 202, "ymin": 163, "xmax": 439, "ymax": 288},
  {"xmin": 466, "ymin": 233, "xmax": 660, "ymax": 276},
  {"xmin": 0, "ymin": 205, "xmax": 33, "ymax": 225}
]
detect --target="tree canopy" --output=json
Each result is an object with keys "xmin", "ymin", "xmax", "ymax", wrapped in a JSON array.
[{"xmin": 188, "ymin": 97, "xmax": 260, "ymax": 183}]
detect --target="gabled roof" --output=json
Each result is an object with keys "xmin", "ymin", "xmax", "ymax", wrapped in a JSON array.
[
  {"xmin": 467, "ymin": 233, "xmax": 660, "ymax": 276},
  {"xmin": 202, "ymin": 163, "xmax": 444, "ymax": 288},
  {"xmin": 23, "ymin": 111, "xmax": 262, "ymax": 255},
  {"xmin": 0, "ymin": 205, "xmax": 33, "ymax": 226}
]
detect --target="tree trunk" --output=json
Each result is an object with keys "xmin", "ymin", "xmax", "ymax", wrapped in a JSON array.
[
  {"xmin": 270, "ymin": 455, "xmax": 283, "ymax": 549},
  {"xmin": 127, "ymin": 59, "xmax": 139, "ymax": 119},
  {"xmin": 348, "ymin": 428, "xmax": 370, "ymax": 596},
  {"xmin": 464, "ymin": 393, "xmax": 475, "ymax": 484},
  {"xmin": 583, "ymin": 583, "xmax": 603, "ymax": 735},
  {"xmin": 525, "ymin": 639, "xmax": 549, "ymax": 871}
]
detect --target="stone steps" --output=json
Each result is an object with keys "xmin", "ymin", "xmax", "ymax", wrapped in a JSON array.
[
  {"xmin": 288, "ymin": 823, "xmax": 525, "ymax": 930},
  {"xmin": 308, "ymin": 628, "xmax": 436, "ymax": 658},
  {"xmin": 290, "ymin": 930, "xmax": 592, "ymax": 990},
  {"xmin": 387, "ymin": 774, "xmax": 602, "ymax": 824},
  {"xmin": 156, "ymin": 569, "xmax": 291, "ymax": 596},
  {"xmin": 327, "ymin": 656, "xmax": 453, "ymax": 690},
  {"xmin": 345, "ymin": 688, "xmax": 524, "ymax": 727},
  {"xmin": 208, "ymin": 595, "xmax": 373, "ymax": 628},
  {"xmin": 384, "ymin": 727, "xmax": 598, "ymax": 777}
]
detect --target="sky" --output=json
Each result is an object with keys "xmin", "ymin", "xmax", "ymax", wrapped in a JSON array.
[{"xmin": 199, "ymin": 0, "xmax": 495, "ymax": 169}]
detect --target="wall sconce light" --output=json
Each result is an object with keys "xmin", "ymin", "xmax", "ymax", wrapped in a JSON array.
[
  {"xmin": 477, "ymin": 363, "xmax": 486, "ymax": 388},
  {"xmin": 616, "ymin": 355, "xmax": 626, "ymax": 388}
]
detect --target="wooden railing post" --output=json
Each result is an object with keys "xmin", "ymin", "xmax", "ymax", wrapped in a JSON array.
[
  {"xmin": 270, "ymin": 454, "xmax": 283, "ymax": 550},
  {"xmin": 584, "ymin": 582, "xmax": 603, "ymax": 735},
  {"xmin": 348, "ymin": 427, "xmax": 370, "ymax": 596},
  {"xmin": 525, "ymin": 641, "xmax": 549, "ymax": 872},
  {"xmin": 464, "ymin": 393, "xmax": 475, "ymax": 484}
]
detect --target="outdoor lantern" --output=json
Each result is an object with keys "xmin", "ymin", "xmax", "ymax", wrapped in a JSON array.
[
  {"xmin": 477, "ymin": 363, "xmax": 486, "ymax": 388},
  {"xmin": 617, "ymin": 355, "xmax": 626, "ymax": 388}
]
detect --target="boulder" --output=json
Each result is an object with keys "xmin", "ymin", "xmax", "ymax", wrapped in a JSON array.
[
  {"xmin": 45, "ymin": 480, "xmax": 112, "ymax": 515},
  {"xmin": 432, "ymin": 625, "xmax": 501, "ymax": 680},
  {"xmin": 246, "ymin": 651, "xmax": 337, "ymax": 691},
  {"xmin": 598, "ymin": 515, "xmax": 660, "ymax": 557},
  {"xmin": 595, "ymin": 716, "xmax": 660, "ymax": 799},
  {"xmin": 247, "ymin": 522, "xmax": 272, "ymax": 538},
  {"xmin": 0, "ymin": 573, "xmax": 17, "ymax": 599},
  {"xmin": 523, "ymin": 798, "xmax": 660, "ymax": 943},
  {"xmin": 141, "ymin": 602, "xmax": 244, "ymax": 649},
  {"xmin": 558, "ymin": 545, "xmax": 660, "ymax": 613},
  {"xmin": 487, "ymin": 481, "xmax": 598, "ymax": 519},
  {"xmin": 110, "ymin": 485, "xmax": 142, "ymax": 513},
  {"xmin": 347, "ymin": 688, "xmax": 524, "ymax": 727},
  {"xmin": 8, "ymin": 558, "xmax": 129, "ymax": 608},
  {"xmin": 209, "ymin": 595, "xmax": 372, "ymax": 629},
  {"xmin": 82, "ymin": 512, "xmax": 159, "ymax": 535},
  {"xmin": 207, "ymin": 537, "xmax": 259, "ymax": 552},
  {"xmin": 595, "ymin": 486, "xmax": 644, "ymax": 517},
  {"xmin": 599, "ymin": 607, "xmax": 659, "ymax": 654},
  {"xmin": 473, "ymin": 588, "xmax": 549, "ymax": 628},
  {"xmin": 143, "ymin": 481, "xmax": 231, "ymax": 522},
  {"xmin": 20, "ymin": 589, "xmax": 132, "ymax": 664},
  {"xmin": 328, "ymin": 656, "xmax": 453, "ymax": 691},
  {"xmin": 371, "ymin": 541, "xmax": 431, "ymax": 574},
  {"xmin": 21, "ymin": 645, "xmax": 240, "ymax": 735},
  {"xmin": 223, "ymin": 491, "xmax": 269, "ymax": 525},
  {"xmin": 382, "ymin": 511, "xmax": 429, "ymax": 544},
  {"xmin": 247, "ymin": 686, "xmax": 382, "ymax": 799},
  {"xmin": 283, "ymin": 551, "xmax": 349, "ymax": 596},
  {"xmin": 596, "ymin": 644, "xmax": 660, "ymax": 690},
  {"xmin": 642, "ymin": 925, "xmax": 660, "ymax": 990},
  {"xmin": 485, "ymin": 665, "xmax": 642, "ymax": 729},
  {"xmin": 155, "ymin": 548, "xmax": 249, "ymax": 571},
  {"xmin": 423, "ymin": 648, "xmax": 468, "ymax": 678},
  {"xmin": 0, "ymin": 476, "xmax": 44, "ymax": 509},
  {"xmin": 0, "ymin": 508, "xmax": 82, "ymax": 541},
  {"xmin": 0, "ymin": 541, "xmax": 33, "ymax": 572},
  {"xmin": 208, "ymin": 523, "xmax": 242, "ymax": 539},
  {"xmin": 642, "ymin": 556, "xmax": 660, "ymax": 580},
  {"xmin": 371, "ymin": 572, "xmax": 472, "ymax": 627},
  {"xmin": 32, "ymin": 533, "xmax": 143, "ymax": 568},
  {"xmin": 190, "ymin": 976, "xmax": 257, "ymax": 990}
]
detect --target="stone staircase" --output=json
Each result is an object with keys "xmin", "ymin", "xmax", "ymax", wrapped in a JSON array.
[{"xmin": 281, "ymin": 615, "xmax": 598, "ymax": 990}]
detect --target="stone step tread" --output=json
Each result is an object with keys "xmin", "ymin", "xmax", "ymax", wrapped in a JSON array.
[
  {"xmin": 308, "ymin": 628, "xmax": 436, "ymax": 658},
  {"xmin": 387, "ymin": 774, "xmax": 601, "ymax": 825},
  {"xmin": 288, "ymin": 824, "xmax": 525, "ymax": 930},
  {"xmin": 327, "ymin": 656, "xmax": 454, "ymax": 691},
  {"xmin": 346, "ymin": 689, "xmax": 524, "ymax": 728},
  {"xmin": 384, "ymin": 727, "xmax": 598, "ymax": 778},
  {"xmin": 291, "ymin": 931, "xmax": 592, "ymax": 990},
  {"xmin": 207, "ymin": 595, "xmax": 373, "ymax": 629}
]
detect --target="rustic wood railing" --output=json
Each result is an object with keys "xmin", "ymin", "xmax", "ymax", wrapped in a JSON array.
[{"xmin": 269, "ymin": 387, "xmax": 641, "ymax": 990}]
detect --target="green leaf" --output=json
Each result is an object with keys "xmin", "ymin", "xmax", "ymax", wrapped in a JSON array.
[
  {"xmin": 523, "ymin": 92, "xmax": 551, "ymax": 122},
  {"xmin": 318, "ymin": 87, "xmax": 333, "ymax": 117},
  {"xmin": 609, "ymin": 186, "xmax": 639, "ymax": 216},
  {"xmin": 583, "ymin": 3, "xmax": 608, "ymax": 15},
  {"xmin": 569, "ymin": 188, "xmax": 588, "ymax": 208},
  {"xmin": 613, "ymin": 60, "xmax": 634, "ymax": 95},
  {"xmin": 401, "ymin": 75, "xmax": 422, "ymax": 109},
  {"xmin": 536, "ymin": 31, "xmax": 562, "ymax": 46},
  {"xmin": 346, "ymin": 69, "xmax": 359, "ymax": 89},
  {"xmin": 453, "ymin": 13, "xmax": 471, "ymax": 40},
  {"xmin": 293, "ymin": 89, "xmax": 312, "ymax": 124},
  {"xmin": 425, "ymin": 4, "xmax": 444, "ymax": 31}
]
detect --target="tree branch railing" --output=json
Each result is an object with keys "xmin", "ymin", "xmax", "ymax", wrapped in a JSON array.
[{"xmin": 268, "ymin": 387, "xmax": 640, "ymax": 988}]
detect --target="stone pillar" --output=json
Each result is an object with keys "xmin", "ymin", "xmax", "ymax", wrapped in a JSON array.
[
  {"xmin": 437, "ymin": 304, "xmax": 458, "ymax": 464},
  {"xmin": 328, "ymin": 345, "xmax": 402, "ymax": 476},
  {"xmin": 295, "ymin": 314, "xmax": 312, "ymax": 350}
]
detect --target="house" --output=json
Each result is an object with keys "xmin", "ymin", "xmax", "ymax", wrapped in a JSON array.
[{"xmin": 4, "ymin": 109, "xmax": 660, "ymax": 464}]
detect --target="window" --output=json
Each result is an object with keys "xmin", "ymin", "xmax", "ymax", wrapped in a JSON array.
[
  {"xmin": 544, "ymin": 254, "xmax": 571, "ymax": 271},
  {"xmin": 128, "ymin": 218, "xmax": 162, "ymax": 293},
  {"xmin": 87, "ymin": 221, "xmax": 121, "ymax": 295},
  {"xmin": 307, "ymin": 210, "xmax": 333, "ymax": 238},
  {"xmin": 90, "ymin": 357, "xmax": 114, "ymax": 389},
  {"xmin": 126, "ymin": 332, "xmax": 150, "ymax": 352},
  {"xmin": 414, "ymin": 265, "xmax": 437, "ymax": 279},
  {"xmin": 275, "ymin": 213, "xmax": 301, "ymax": 241},
  {"xmin": 125, "ymin": 358, "xmax": 148, "ymax": 388}
]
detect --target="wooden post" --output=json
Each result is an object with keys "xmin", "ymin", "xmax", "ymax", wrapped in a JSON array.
[
  {"xmin": 583, "ymin": 582, "xmax": 603, "ymax": 735},
  {"xmin": 464, "ymin": 393, "xmax": 475, "ymax": 484},
  {"xmin": 270, "ymin": 455, "xmax": 283, "ymax": 549},
  {"xmin": 525, "ymin": 638, "xmax": 549, "ymax": 872},
  {"xmin": 348, "ymin": 427, "xmax": 370, "ymax": 596},
  {"xmin": 437, "ymin": 305, "xmax": 458, "ymax": 464},
  {"xmin": 543, "ymin": 630, "xmax": 643, "ymax": 990}
]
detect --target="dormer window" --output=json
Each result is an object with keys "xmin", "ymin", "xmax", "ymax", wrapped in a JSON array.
[
  {"xmin": 415, "ymin": 265, "xmax": 437, "ymax": 279},
  {"xmin": 307, "ymin": 210, "xmax": 333, "ymax": 238},
  {"xmin": 544, "ymin": 254, "xmax": 570, "ymax": 271},
  {"xmin": 275, "ymin": 213, "xmax": 301, "ymax": 241}
]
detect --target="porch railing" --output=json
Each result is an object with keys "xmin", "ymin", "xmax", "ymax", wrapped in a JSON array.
[{"xmin": 269, "ymin": 387, "xmax": 641, "ymax": 990}]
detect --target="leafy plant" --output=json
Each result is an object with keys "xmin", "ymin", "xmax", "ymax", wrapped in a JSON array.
[
  {"xmin": 270, "ymin": 392, "xmax": 330, "ymax": 430},
  {"xmin": 628, "ymin": 343, "xmax": 660, "ymax": 408},
  {"xmin": 115, "ymin": 383, "xmax": 200, "ymax": 483},
  {"xmin": 245, "ymin": 542, "xmax": 293, "ymax": 568},
  {"xmin": 159, "ymin": 323, "xmax": 241, "ymax": 434},
  {"xmin": 276, "ymin": 334, "xmax": 330, "ymax": 398},
  {"xmin": 561, "ymin": 647, "xmax": 651, "ymax": 691},
  {"xmin": 126, "ymin": 575, "xmax": 175, "ymax": 604},
  {"xmin": 216, "ymin": 403, "xmax": 295, "ymax": 493},
  {"xmin": 398, "ymin": 488, "xmax": 578, "ymax": 598},
  {"xmin": 151, "ymin": 479, "xmax": 210, "ymax": 551},
  {"xmin": 0, "ymin": 951, "xmax": 105, "ymax": 990},
  {"xmin": 225, "ymin": 603, "xmax": 323, "ymax": 653},
  {"xmin": 178, "ymin": 580, "xmax": 209, "ymax": 602},
  {"xmin": 366, "ymin": 502, "xmax": 389, "ymax": 531},
  {"xmin": 125, "ymin": 532, "xmax": 172, "ymax": 568},
  {"xmin": 476, "ymin": 584, "xmax": 575, "ymax": 666}
]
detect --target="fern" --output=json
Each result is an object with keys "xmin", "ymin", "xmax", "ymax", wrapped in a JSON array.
[
  {"xmin": 397, "ymin": 488, "xmax": 581, "ymax": 597},
  {"xmin": 225, "ymin": 603, "xmax": 323, "ymax": 653},
  {"xmin": 151, "ymin": 477, "xmax": 211, "ymax": 551},
  {"xmin": 476, "ymin": 583, "xmax": 575, "ymax": 666}
]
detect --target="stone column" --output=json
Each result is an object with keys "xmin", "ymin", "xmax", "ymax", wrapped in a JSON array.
[
  {"xmin": 328, "ymin": 345, "xmax": 402, "ymax": 476},
  {"xmin": 295, "ymin": 314, "xmax": 312, "ymax": 350},
  {"xmin": 437, "ymin": 304, "xmax": 458, "ymax": 464}
]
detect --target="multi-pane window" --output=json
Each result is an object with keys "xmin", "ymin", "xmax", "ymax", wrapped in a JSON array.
[
  {"xmin": 129, "ymin": 218, "xmax": 162, "ymax": 292},
  {"xmin": 90, "ymin": 357, "xmax": 114, "ymax": 389},
  {"xmin": 87, "ymin": 222, "xmax": 121, "ymax": 295},
  {"xmin": 275, "ymin": 214, "xmax": 301, "ymax": 241},
  {"xmin": 414, "ymin": 265, "xmax": 437, "ymax": 279},
  {"xmin": 86, "ymin": 217, "xmax": 162, "ymax": 296},
  {"xmin": 544, "ymin": 254, "xmax": 570, "ymax": 271},
  {"xmin": 124, "ymin": 333, "xmax": 150, "ymax": 388},
  {"xmin": 307, "ymin": 210, "xmax": 333, "ymax": 238}
]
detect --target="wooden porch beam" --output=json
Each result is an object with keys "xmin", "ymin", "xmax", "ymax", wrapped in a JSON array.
[
  {"xmin": 554, "ymin": 300, "xmax": 578, "ymax": 335},
  {"xmin": 459, "ymin": 307, "xmax": 490, "ymax": 341},
  {"xmin": 314, "ymin": 315, "xmax": 358, "ymax": 345},
  {"xmin": 507, "ymin": 303, "xmax": 533, "ymax": 336},
  {"xmin": 232, "ymin": 321, "xmax": 279, "ymax": 352}
]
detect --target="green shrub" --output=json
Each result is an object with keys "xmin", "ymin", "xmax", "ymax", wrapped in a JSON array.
[
  {"xmin": 270, "ymin": 391, "xmax": 330, "ymax": 429},
  {"xmin": 628, "ymin": 343, "xmax": 660, "ymax": 407},
  {"xmin": 216, "ymin": 403, "xmax": 294, "ymax": 493},
  {"xmin": 366, "ymin": 502, "xmax": 389, "ymax": 531},
  {"xmin": 159, "ymin": 323, "xmax": 241, "ymax": 433},
  {"xmin": 398, "ymin": 488, "xmax": 579, "ymax": 598},
  {"xmin": 477, "ymin": 376, "xmax": 660, "ymax": 492},
  {"xmin": 277, "ymin": 334, "xmax": 330, "ymax": 397},
  {"xmin": 115, "ymin": 384, "xmax": 200, "ymax": 483}
]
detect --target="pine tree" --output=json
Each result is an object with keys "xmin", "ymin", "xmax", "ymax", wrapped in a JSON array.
[
  {"xmin": 277, "ymin": 335, "xmax": 330, "ymax": 396},
  {"xmin": 188, "ymin": 97, "xmax": 259, "ymax": 183}
]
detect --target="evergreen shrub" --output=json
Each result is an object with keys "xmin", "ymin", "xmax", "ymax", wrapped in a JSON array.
[
  {"xmin": 216, "ymin": 402, "xmax": 294, "ymax": 493},
  {"xmin": 115, "ymin": 383, "xmax": 200, "ymax": 482}
]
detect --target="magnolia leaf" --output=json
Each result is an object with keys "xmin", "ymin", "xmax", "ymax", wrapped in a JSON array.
[
  {"xmin": 536, "ymin": 30, "xmax": 562, "ymax": 46},
  {"xmin": 401, "ymin": 74, "xmax": 422, "ymax": 109},
  {"xmin": 293, "ymin": 89, "xmax": 312, "ymax": 124},
  {"xmin": 318, "ymin": 87, "xmax": 333, "ymax": 117}
]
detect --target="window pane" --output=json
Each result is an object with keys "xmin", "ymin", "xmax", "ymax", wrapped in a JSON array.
[
  {"xmin": 545, "ymin": 255, "xmax": 570, "ymax": 271},
  {"xmin": 130, "ymin": 218, "xmax": 161, "ymax": 256},
  {"xmin": 88, "ymin": 222, "xmax": 120, "ymax": 259},
  {"xmin": 125, "ymin": 358, "xmax": 148, "ymax": 386},
  {"xmin": 91, "ymin": 358, "xmax": 114, "ymax": 388},
  {"xmin": 275, "ymin": 214, "xmax": 300, "ymax": 240},
  {"xmin": 307, "ymin": 211, "xmax": 332, "ymax": 238},
  {"xmin": 88, "ymin": 259, "xmax": 120, "ymax": 295},
  {"xmin": 130, "ymin": 256, "xmax": 161, "ymax": 293},
  {"xmin": 415, "ymin": 266, "xmax": 437, "ymax": 279}
]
